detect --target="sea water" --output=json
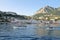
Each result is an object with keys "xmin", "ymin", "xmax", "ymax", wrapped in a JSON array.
[{"xmin": 0, "ymin": 23, "xmax": 60, "ymax": 40}]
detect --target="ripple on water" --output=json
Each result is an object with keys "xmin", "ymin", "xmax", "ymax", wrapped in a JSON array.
[
  {"xmin": 0, "ymin": 24, "xmax": 60, "ymax": 40},
  {"xmin": 0, "ymin": 36, "xmax": 60, "ymax": 40}
]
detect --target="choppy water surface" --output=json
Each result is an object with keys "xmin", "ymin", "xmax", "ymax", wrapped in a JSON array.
[{"xmin": 0, "ymin": 23, "xmax": 60, "ymax": 40}]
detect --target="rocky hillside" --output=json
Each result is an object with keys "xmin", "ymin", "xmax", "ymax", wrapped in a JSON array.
[
  {"xmin": 0, "ymin": 11, "xmax": 29, "ymax": 22},
  {"xmin": 36, "ymin": 6, "xmax": 54, "ymax": 14},
  {"xmin": 33, "ymin": 6, "xmax": 60, "ymax": 19}
]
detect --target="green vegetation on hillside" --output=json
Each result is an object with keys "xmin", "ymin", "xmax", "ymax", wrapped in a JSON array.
[
  {"xmin": 0, "ymin": 11, "xmax": 29, "ymax": 22},
  {"xmin": 33, "ymin": 6, "xmax": 60, "ymax": 20}
]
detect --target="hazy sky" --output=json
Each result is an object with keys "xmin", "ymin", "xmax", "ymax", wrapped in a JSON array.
[{"xmin": 0, "ymin": 0, "xmax": 60, "ymax": 16}]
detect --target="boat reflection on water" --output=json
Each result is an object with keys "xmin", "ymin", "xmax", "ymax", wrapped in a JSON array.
[{"xmin": 35, "ymin": 21, "xmax": 60, "ymax": 40}]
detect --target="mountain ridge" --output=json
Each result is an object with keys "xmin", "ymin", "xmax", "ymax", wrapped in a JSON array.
[
  {"xmin": 36, "ymin": 6, "xmax": 55, "ymax": 14},
  {"xmin": 33, "ymin": 6, "xmax": 60, "ymax": 19}
]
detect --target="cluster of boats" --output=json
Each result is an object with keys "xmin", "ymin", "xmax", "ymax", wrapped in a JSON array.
[{"xmin": 0, "ymin": 19, "xmax": 60, "ymax": 30}]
